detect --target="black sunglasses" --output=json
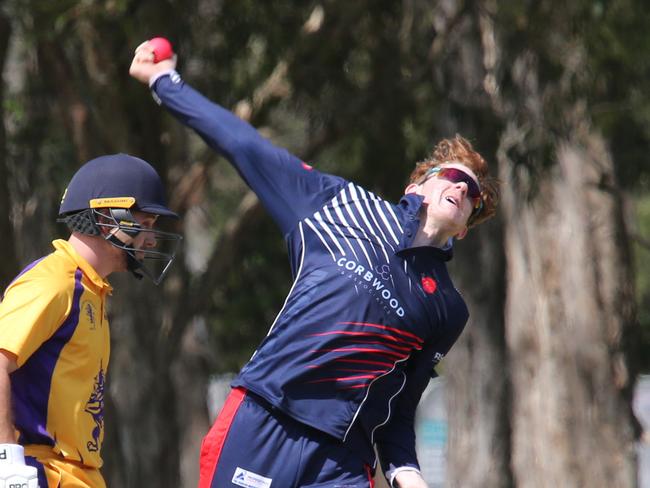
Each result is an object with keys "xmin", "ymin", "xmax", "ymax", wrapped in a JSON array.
[{"xmin": 420, "ymin": 167, "xmax": 483, "ymax": 214}]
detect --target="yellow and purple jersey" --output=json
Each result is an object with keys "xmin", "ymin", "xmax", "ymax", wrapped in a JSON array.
[{"xmin": 0, "ymin": 239, "xmax": 112, "ymax": 469}]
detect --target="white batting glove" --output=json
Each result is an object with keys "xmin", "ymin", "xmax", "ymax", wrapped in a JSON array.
[{"xmin": 0, "ymin": 444, "xmax": 39, "ymax": 488}]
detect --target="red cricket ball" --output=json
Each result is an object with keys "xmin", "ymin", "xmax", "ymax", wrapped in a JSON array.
[{"xmin": 149, "ymin": 37, "xmax": 174, "ymax": 63}]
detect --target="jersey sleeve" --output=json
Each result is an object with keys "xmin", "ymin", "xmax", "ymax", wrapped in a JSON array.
[
  {"xmin": 374, "ymin": 347, "xmax": 433, "ymax": 484},
  {"xmin": 151, "ymin": 73, "xmax": 346, "ymax": 236},
  {"xmin": 0, "ymin": 273, "xmax": 72, "ymax": 367},
  {"xmin": 375, "ymin": 326, "xmax": 463, "ymax": 485}
]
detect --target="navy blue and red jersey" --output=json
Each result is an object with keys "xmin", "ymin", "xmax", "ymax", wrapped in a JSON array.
[{"xmin": 152, "ymin": 72, "xmax": 469, "ymax": 478}]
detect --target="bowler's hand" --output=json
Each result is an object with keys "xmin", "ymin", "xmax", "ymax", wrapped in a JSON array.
[
  {"xmin": 129, "ymin": 40, "xmax": 177, "ymax": 85},
  {"xmin": 394, "ymin": 470, "xmax": 428, "ymax": 488},
  {"xmin": 0, "ymin": 444, "xmax": 39, "ymax": 487}
]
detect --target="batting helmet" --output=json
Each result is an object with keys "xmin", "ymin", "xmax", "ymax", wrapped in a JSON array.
[{"xmin": 58, "ymin": 153, "xmax": 182, "ymax": 284}]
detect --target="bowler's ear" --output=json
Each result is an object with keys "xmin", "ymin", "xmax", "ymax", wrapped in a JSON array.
[
  {"xmin": 455, "ymin": 227, "xmax": 468, "ymax": 240},
  {"xmin": 404, "ymin": 183, "xmax": 419, "ymax": 195}
]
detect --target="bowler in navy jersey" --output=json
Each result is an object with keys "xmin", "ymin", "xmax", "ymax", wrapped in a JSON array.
[{"xmin": 131, "ymin": 42, "xmax": 499, "ymax": 488}]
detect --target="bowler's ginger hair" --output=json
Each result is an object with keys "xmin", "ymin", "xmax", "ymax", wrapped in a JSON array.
[{"xmin": 409, "ymin": 135, "xmax": 499, "ymax": 226}]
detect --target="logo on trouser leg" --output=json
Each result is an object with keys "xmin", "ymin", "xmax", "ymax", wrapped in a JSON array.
[{"xmin": 232, "ymin": 467, "xmax": 272, "ymax": 488}]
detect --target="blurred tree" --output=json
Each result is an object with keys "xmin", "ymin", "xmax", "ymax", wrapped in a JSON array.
[
  {"xmin": 0, "ymin": 9, "xmax": 15, "ymax": 286},
  {"xmin": 485, "ymin": 1, "xmax": 639, "ymax": 486}
]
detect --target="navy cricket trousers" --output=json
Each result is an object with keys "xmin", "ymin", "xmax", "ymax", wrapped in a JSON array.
[{"xmin": 198, "ymin": 387, "xmax": 376, "ymax": 488}]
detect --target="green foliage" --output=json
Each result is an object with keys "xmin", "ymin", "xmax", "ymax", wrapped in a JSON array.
[
  {"xmin": 207, "ymin": 213, "xmax": 291, "ymax": 372},
  {"xmin": 581, "ymin": 0, "xmax": 650, "ymax": 190}
]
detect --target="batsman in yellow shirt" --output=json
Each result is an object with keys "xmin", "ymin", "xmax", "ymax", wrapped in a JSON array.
[{"xmin": 0, "ymin": 154, "xmax": 181, "ymax": 488}]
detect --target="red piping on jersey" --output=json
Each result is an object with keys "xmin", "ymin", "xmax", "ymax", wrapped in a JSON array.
[
  {"xmin": 308, "ymin": 330, "xmax": 421, "ymax": 349},
  {"xmin": 365, "ymin": 464, "xmax": 375, "ymax": 487},
  {"xmin": 198, "ymin": 387, "xmax": 246, "ymax": 488},
  {"xmin": 337, "ymin": 321, "xmax": 424, "ymax": 344},
  {"xmin": 311, "ymin": 347, "xmax": 407, "ymax": 359}
]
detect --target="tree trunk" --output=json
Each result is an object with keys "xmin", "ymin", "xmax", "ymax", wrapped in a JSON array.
[
  {"xmin": 448, "ymin": 219, "xmax": 511, "ymax": 488},
  {"xmin": 501, "ymin": 128, "xmax": 638, "ymax": 487},
  {"xmin": 0, "ymin": 11, "xmax": 15, "ymax": 286},
  {"xmin": 427, "ymin": 2, "xmax": 512, "ymax": 486},
  {"xmin": 470, "ymin": 1, "xmax": 642, "ymax": 483}
]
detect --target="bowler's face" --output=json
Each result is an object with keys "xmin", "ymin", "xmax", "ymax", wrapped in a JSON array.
[{"xmin": 406, "ymin": 163, "xmax": 480, "ymax": 238}]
